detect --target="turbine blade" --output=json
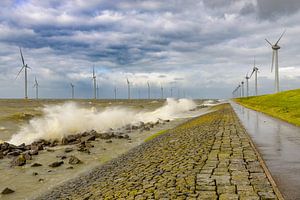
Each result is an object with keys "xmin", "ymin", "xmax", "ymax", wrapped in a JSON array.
[
  {"xmin": 275, "ymin": 29, "xmax": 286, "ymax": 45},
  {"xmin": 265, "ymin": 38, "xmax": 273, "ymax": 46},
  {"xmin": 271, "ymin": 50, "xmax": 275, "ymax": 72},
  {"xmin": 250, "ymin": 68, "xmax": 255, "ymax": 78},
  {"xmin": 19, "ymin": 48, "xmax": 25, "ymax": 66},
  {"xmin": 15, "ymin": 66, "xmax": 25, "ymax": 79}
]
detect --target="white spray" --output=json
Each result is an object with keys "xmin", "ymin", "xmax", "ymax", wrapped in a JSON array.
[{"xmin": 9, "ymin": 98, "xmax": 197, "ymax": 145}]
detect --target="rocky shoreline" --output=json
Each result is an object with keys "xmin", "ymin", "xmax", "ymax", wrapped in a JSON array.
[{"xmin": 36, "ymin": 104, "xmax": 280, "ymax": 200}]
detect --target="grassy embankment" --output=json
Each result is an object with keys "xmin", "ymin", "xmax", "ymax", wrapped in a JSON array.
[{"xmin": 235, "ymin": 89, "xmax": 300, "ymax": 127}]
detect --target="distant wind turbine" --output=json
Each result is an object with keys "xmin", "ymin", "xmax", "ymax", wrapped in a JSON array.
[
  {"xmin": 33, "ymin": 76, "xmax": 39, "ymax": 99},
  {"xmin": 245, "ymin": 73, "xmax": 250, "ymax": 97},
  {"xmin": 96, "ymin": 83, "xmax": 99, "ymax": 99},
  {"xmin": 92, "ymin": 66, "xmax": 96, "ymax": 99},
  {"xmin": 170, "ymin": 87, "xmax": 173, "ymax": 97},
  {"xmin": 265, "ymin": 30, "xmax": 286, "ymax": 93},
  {"xmin": 241, "ymin": 81, "xmax": 244, "ymax": 97},
  {"xmin": 160, "ymin": 84, "xmax": 164, "ymax": 99},
  {"xmin": 16, "ymin": 48, "xmax": 30, "ymax": 99},
  {"xmin": 250, "ymin": 58, "xmax": 259, "ymax": 96},
  {"xmin": 70, "ymin": 83, "xmax": 74, "ymax": 99},
  {"xmin": 114, "ymin": 86, "xmax": 117, "ymax": 100},
  {"xmin": 147, "ymin": 81, "xmax": 150, "ymax": 99},
  {"xmin": 127, "ymin": 78, "xmax": 130, "ymax": 100}
]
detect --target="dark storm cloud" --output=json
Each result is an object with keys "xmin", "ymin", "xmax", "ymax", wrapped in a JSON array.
[{"xmin": 0, "ymin": 0, "xmax": 299, "ymax": 99}]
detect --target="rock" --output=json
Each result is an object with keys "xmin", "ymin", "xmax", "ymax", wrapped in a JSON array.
[
  {"xmin": 7, "ymin": 149, "xmax": 23, "ymax": 157},
  {"xmin": 81, "ymin": 135, "xmax": 96, "ymax": 142},
  {"xmin": 31, "ymin": 163, "xmax": 42, "ymax": 167},
  {"xmin": 105, "ymin": 140, "xmax": 112, "ymax": 143},
  {"xmin": 38, "ymin": 178, "xmax": 44, "ymax": 183},
  {"xmin": 56, "ymin": 155, "xmax": 67, "ymax": 159},
  {"xmin": 1, "ymin": 187, "xmax": 15, "ymax": 194},
  {"xmin": 0, "ymin": 151, "xmax": 3, "ymax": 159},
  {"xmin": 49, "ymin": 140, "xmax": 58, "ymax": 147},
  {"xmin": 23, "ymin": 151, "xmax": 32, "ymax": 160},
  {"xmin": 32, "ymin": 172, "xmax": 38, "ymax": 176},
  {"xmin": 64, "ymin": 147, "xmax": 73, "ymax": 153},
  {"xmin": 99, "ymin": 133, "xmax": 113, "ymax": 139},
  {"xmin": 48, "ymin": 161, "xmax": 64, "ymax": 168},
  {"xmin": 66, "ymin": 166, "xmax": 74, "ymax": 170},
  {"xmin": 124, "ymin": 134, "xmax": 130, "ymax": 139},
  {"xmin": 11, "ymin": 154, "xmax": 26, "ymax": 166},
  {"xmin": 29, "ymin": 149, "xmax": 39, "ymax": 155},
  {"xmin": 68, "ymin": 156, "xmax": 82, "ymax": 165},
  {"xmin": 46, "ymin": 148, "xmax": 55, "ymax": 152},
  {"xmin": 61, "ymin": 135, "xmax": 78, "ymax": 145}
]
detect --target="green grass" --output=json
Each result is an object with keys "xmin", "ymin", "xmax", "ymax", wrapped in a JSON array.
[
  {"xmin": 144, "ymin": 129, "xmax": 169, "ymax": 142},
  {"xmin": 234, "ymin": 89, "xmax": 300, "ymax": 127}
]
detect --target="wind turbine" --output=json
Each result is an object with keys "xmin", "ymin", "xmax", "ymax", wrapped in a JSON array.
[
  {"xmin": 92, "ymin": 66, "xmax": 96, "ymax": 99},
  {"xmin": 265, "ymin": 30, "xmax": 286, "ymax": 93},
  {"xmin": 245, "ymin": 73, "xmax": 250, "ymax": 97},
  {"xmin": 114, "ymin": 86, "xmax": 117, "ymax": 100},
  {"xmin": 127, "ymin": 78, "xmax": 130, "ymax": 100},
  {"xmin": 16, "ymin": 48, "xmax": 30, "ymax": 99},
  {"xmin": 70, "ymin": 83, "xmax": 75, "ymax": 99},
  {"xmin": 33, "ymin": 76, "xmax": 39, "ymax": 99},
  {"xmin": 250, "ymin": 58, "xmax": 259, "ymax": 96},
  {"xmin": 147, "ymin": 81, "xmax": 150, "ymax": 99},
  {"xmin": 241, "ymin": 81, "xmax": 244, "ymax": 97},
  {"xmin": 160, "ymin": 84, "xmax": 164, "ymax": 99}
]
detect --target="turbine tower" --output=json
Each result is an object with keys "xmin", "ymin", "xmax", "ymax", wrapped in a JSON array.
[
  {"xmin": 92, "ymin": 66, "xmax": 96, "ymax": 99},
  {"xmin": 265, "ymin": 30, "xmax": 286, "ymax": 93},
  {"xmin": 147, "ymin": 81, "xmax": 150, "ymax": 99},
  {"xmin": 241, "ymin": 81, "xmax": 244, "ymax": 97},
  {"xmin": 96, "ymin": 83, "xmax": 99, "ymax": 99},
  {"xmin": 160, "ymin": 84, "xmax": 164, "ymax": 99},
  {"xmin": 250, "ymin": 58, "xmax": 259, "ymax": 96},
  {"xmin": 16, "ymin": 48, "xmax": 30, "ymax": 99},
  {"xmin": 114, "ymin": 86, "xmax": 117, "ymax": 100},
  {"xmin": 33, "ymin": 76, "xmax": 39, "ymax": 99},
  {"xmin": 70, "ymin": 83, "xmax": 74, "ymax": 99},
  {"xmin": 127, "ymin": 78, "xmax": 130, "ymax": 100},
  {"xmin": 245, "ymin": 73, "xmax": 250, "ymax": 97}
]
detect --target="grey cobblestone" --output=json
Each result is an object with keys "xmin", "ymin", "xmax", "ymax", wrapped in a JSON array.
[{"xmin": 37, "ymin": 104, "xmax": 278, "ymax": 200}]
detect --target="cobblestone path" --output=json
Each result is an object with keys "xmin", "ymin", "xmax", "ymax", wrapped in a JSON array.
[{"xmin": 39, "ymin": 104, "xmax": 279, "ymax": 200}]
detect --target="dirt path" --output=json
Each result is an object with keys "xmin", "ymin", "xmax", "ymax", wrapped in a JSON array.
[{"xmin": 37, "ymin": 104, "xmax": 280, "ymax": 200}]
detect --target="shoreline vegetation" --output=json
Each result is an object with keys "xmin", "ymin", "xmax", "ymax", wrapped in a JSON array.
[{"xmin": 234, "ymin": 88, "xmax": 300, "ymax": 127}]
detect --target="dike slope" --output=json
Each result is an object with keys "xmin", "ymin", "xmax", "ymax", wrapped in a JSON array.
[{"xmin": 37, "ymin": 104, "xmax": 280, "ymax": 200}]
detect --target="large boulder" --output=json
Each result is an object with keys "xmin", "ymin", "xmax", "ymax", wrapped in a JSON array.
[{"xmin": 11, "ymin": 154, "xmax": 26, "ymax": 166}]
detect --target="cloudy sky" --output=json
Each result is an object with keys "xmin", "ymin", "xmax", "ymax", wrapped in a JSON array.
[{"xmin": 0, "ymin": 0, "xmax": 299, "ymax": 99}]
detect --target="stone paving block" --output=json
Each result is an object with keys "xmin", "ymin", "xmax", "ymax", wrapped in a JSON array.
[{"xmin": 219, "ymin": 193, "xmax": 239, "ymax": 200}]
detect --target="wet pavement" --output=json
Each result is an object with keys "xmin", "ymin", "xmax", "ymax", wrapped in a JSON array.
[{"xmin": 231, "ymin": 102, "xmax": 300, "ymax": 200}]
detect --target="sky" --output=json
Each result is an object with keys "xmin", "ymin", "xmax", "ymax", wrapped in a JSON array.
[{"xmin": 0, "ymin": 0, "xmax": 300, "ymax": 99}]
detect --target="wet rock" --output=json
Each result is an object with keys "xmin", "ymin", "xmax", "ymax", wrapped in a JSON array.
[
  {"xmin": 81, "ymin": 135, "xmax": 96, "ymax": 142},
  {"xmin": 31, "ymin": 142, "xmax": 44, "ymax": 151},
  {"xmin": 23, "ymin": 151, "xmax": 32, "ymax": 160},
  {"xmin": 49, "ymin": 140, "xmax": 58, "ymax": 147},
  {"xmin": 64, "ymin": 147, "xmax": 73, "ymax": 153},
  {"xmin": 31, "ymin": 163, "xmax": 42, "ymax": 167},
  {"xmin": 106, "ymin": 140, "xmax": 112, "ymax": 143},
  {"xmin": 66, "ymin": 166, "xmax": 74, "ymax": 170},
  {"xmin": 49, "ymin": 161, "xmax": 64, "ymax": 168},
  {"xmin": 11, "ymin": 154, "xmax": 26, "ymax": 166},
  {"xmin": 0, "ymin": 151, "xmax": 3, "ymax": 159},
  {"xmin": 29, "ymin": 149, "xmax": 39, "ymax": 155},
  {"xmin": 68, "ymin": 156, "xmax": 82, "ymax": 165},
  {"xmin": 1, "ymin": 187, "xmax": 15, "ymax": 194},
  {"xmin": 7, "ymin": 149, "xmax": 23, "ymax": 157},
  {"xmin": 61, "ymin": 135, "xmax": 78, "ymax": 145}
]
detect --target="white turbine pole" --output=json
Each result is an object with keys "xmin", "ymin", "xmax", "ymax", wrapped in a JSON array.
[
  {"xmin": 245, "ymin": 74, "xmax": 250, "ymax": 97},
  {"xmin": 96, "ymin": 83, "xmax": 99, "ymax": 99},
  {"xmin": 170, "ymin": 88, "xmax": 173, "ymax": 97},
  {"xmin": 255, "ymin": 70, "xmax": 258, "ymax": 96},
  {"xmin": 265, "ymin": 30, "xmax": 285, "ymax": 93},
  {"xmin": 70, "ymin": 83, "xmax": 74, "ymax": 99},
  {"xmin": 114, "ymin": 86, "xmax": 117, "ymax": 100},
  {"xmin": 147, "ymin": 82, "xmax": 150, "ymax": 99},
  {"xmin": 241, "ymin": 81, "xmax": 244, "ymax": 97},
  {"xmin": 160, "ymin": 84, "xmax": 163, "ymax": 99},
  {"xmin": 127, "ymin": 79, "xmax": 130, "ymax": 100}
]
